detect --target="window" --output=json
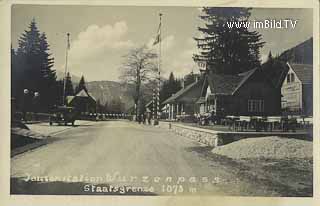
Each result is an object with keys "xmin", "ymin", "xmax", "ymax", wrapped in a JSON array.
[
  {"xmin": 287, "ymin": 73, "xmax": 295, "ymax": 83},
  {"xmin": 248, "ymin": 100, "xmax": 264, "ymax": 113},
  {"xmin": 290, "ymin": 73, "xmax": 295, "ymax": 82}
]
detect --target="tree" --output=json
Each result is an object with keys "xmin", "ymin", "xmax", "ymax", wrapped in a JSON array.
[
  {"xmin": 65, "ymin": 72, "xmax": 74, "ymax": 97},
  {"xmin": 39, "ymin": 32, "xmax": 57, "ymax": 108},
  {"xmin": 119, "ymin": 46, "xmax": 158, "ymax": 120},
  {"xmin": 55, "ymin": 80, "xmax": 65, "ymax": 106},
  {"xmin": 104, "ymin": 101, "xmax": 109, "ymax": 112},
  {"xmin": 13, "ymin": 18, "xmax": 57, "ymax": 111},
  {"xmin": 75, "ymin": 75, "xmax": 87, "ymax": 94},
  {"xmin": 183, "ymin": 71, "xmax": 198, "ymax": 87},
  {"xmin": 160, "ymin": 72, "xmax": 181, "ymax": 103},
  {"xmin": 267, "ymin": 51, "xmax": 273, "ymax": 62},
  {"xmin": 108, "ymin": 97, "xmax": 124, "ymax": 113},
  {"xmin": 11, "ymin": 46, "xmax": 18, "ymax": 98},
  {"xmin": 96, "ymin": 99, "xmax": 104, "ymax": 113},
  {"xmin": 261, "ymin": 54, "xmax": 287, "ymax": 88},
  {"xmin": 263, "ymin": 51, "xmax": 274, "ymax": 68},
  {"xmin": 193, "ymin": 7, "xmax": 265, "ymax": 74}
]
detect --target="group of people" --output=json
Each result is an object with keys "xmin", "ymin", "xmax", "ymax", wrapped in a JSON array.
[
  {"xmin": 137, "ymin": 112, "xmax": 153, "ymax": 125},
  {"xmin": 195, "ymin": 109, "xmax": 225, "ymax": 125}
]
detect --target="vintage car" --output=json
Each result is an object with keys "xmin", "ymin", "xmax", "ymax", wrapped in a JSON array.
[{"xmin": 49, "ymin": 106, "xmax": 78, "ymax": 126}]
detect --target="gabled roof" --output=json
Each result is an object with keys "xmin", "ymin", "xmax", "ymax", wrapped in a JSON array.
[
  {"xmin": 206, "ymin": 68, "xmax": 257, "ymax": 95},
  {"xmin": 67, "ymin": 89, "xmax": 96, "ymax": 105},
  {"xmin": 76, "ymin": 89, "xmax": 90, "ymax": 97},
  {"xmin": 196, "ymin": 97, "xmax": 205, "ymax": 104},
  {"xmin": 66, "ymin": 96, "xmax": 75, "ymax": 104},
  {"xmin": 145, "ymin": 100, "xmax": 153, "ymax": 108},
  {"xmin": 163, "ymin": 79, "xmax": 203, "ymax": 104},
  {"xmin": 288, "ymin": 63, "xmax": 313, "ymax": 84}
]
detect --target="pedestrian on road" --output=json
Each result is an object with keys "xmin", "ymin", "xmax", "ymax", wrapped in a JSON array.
[
  {"xmin": 147, "ymin": 112, "xmax": 151, "ymax": 125},
  {"xmin": 143, "ymin": 113, "xmax": 146, "ymax": 124}
]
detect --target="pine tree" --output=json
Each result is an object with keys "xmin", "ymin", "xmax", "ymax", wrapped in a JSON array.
[
  {"xmin": 183, "ymin": 71, "xmax": 197, "ymax": 87},
  {"xmin": 11, "ymin": 46, "xmax": 18, "ymax": 98},
  {"xmin": 267, "ymin": 51, "xmax": 273, "ymax": 62},
  {"xmin": 39, "ymin": 33, "xmax": 55, "ymax": 79},
  {"xmin": 193, "ymin": 7, "xmax": 265, "ymax": 74},
  {"xmin": 39, "ymin": 32, "xmax": 57, "ymax": 109},
  {"xmin": 13, "ymin": 18, "xmax": 57, "ymax": 111},
  {"xmin": 160, "ymin": 72, "xmax": 182, "ymax": 103},
  {"xmin": 75, "ymin": 75, "xmax": 87, "ymax": 94},
  {"xmin": 16, "ymin": 18, "xmax": 42, "ymax": 92},
  {"xmin": 55, "ymin": 80, "xmax": 65, "ymax": 106},
  {"xmin": 65, "ymin": 72, "xmax": 74, "ymax": 96}
]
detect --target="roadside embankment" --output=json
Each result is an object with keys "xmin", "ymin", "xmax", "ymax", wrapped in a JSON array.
[
  {"xmin": 159, "ymin": 121, "xmax": 311, "ymax": 148},
  {"xmin": 11, "ymin": 120, "xmax": 97, "ymax": 157}
]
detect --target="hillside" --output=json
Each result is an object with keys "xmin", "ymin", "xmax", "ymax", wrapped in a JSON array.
[
  {"xmin": 55, "ymin": 70, "xmax": 134, "ymax": 111},
  {"xmin": 86, "ymin": 81, "xmax": 135, "ymax": 111}
]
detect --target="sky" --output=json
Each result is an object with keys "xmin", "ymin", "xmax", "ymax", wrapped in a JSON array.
[{"xmin": 11, "ymin": 5, "xmax": 313, "ymax": 82}]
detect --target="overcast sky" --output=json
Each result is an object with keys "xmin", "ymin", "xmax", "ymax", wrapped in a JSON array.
[{"xmin": 11, "ymin": 5, "xmax": 313, "ymax": 81}]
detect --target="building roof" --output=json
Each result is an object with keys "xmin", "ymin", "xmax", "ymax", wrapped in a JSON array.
[
  {"xmin": 66, "ymin": 96, "xmax": 75, "ymax": 104},
  {"xmin": 195, "ymin": 97, "xmax": 206, "ymax": 104},
  {"xmin": 288, "ymin": 63, "xmax": 313, "ymax": 84},
  {"xmin": 206, "ymin": 68, "xmax": 257, "ymax": 95},
  {"xmin": 67, "ymin": 89, "xmax": 96, "ymax": 105},
  {"xmin": 145, "ymin": 100, "xmax": 153, "ymax": 108},
  {"xmin": 76, "ymin": 89, "xmax": 90, "ymax": 97},
  {"xmin": 163, "ymin": 79, "xmax": 203, "ymax": 104}
]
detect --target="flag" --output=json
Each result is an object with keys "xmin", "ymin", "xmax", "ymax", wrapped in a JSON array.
[{"xmin": 152, "ymin": 22, "xmax": 161, "ymax": 46}]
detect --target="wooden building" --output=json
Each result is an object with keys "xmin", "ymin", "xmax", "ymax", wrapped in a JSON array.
[
  {"xmin": 162, "ymin": 78, "xmax": 203, "ymax": 120},
  {"xmin": 66, "ymin": 89, "xmax": 97, "ymax": 113},
  {"xmin": 281, "ymin": 63, "xmax": 313, "ymax": 116},
  {"xmin": 197, "ymin": 68, "xmax": 281, "ymax": 116}
]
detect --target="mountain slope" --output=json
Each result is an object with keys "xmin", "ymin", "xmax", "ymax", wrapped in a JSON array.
[{"xmin": 86, "ymin": 81, "xmax": 135, "ymax": 111}]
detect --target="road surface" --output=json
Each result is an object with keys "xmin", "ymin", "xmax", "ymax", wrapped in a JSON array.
[{"xmin": 11, "ymin": 120, "xmax": 282, "ymax": 196}]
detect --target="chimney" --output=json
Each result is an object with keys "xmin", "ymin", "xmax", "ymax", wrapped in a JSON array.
[{"xmin": 181, "ymin": 79, "xmax": 185, "ymax": 89}]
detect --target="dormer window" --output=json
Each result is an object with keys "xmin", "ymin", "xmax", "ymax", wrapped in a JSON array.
[
  {"xmin": 287, "ymin": 73, "xmax": 295, "ymax": 83},
  {"xmin": 290, "ymin": 73, "xmax": 295, "ymax": 82}
]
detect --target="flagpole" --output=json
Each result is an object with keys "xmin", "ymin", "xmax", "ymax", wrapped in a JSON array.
[
  {"xmin": 157, "ymin": 13, "xmax": 162, "ymax": 121},
  {"xmin": 62, "ymin": 33, "xmax": 70, "ymax": 106}
]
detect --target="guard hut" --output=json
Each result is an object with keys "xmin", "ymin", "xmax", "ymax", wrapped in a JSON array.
[
  {"xmin": 163, "ymin": 78, "xmax": 203, "ymax": 120},
  {"xmin": 66, "ymin": 89, "xmax": 97, "ymax": 113},
  {"xmin": 197, "ymin": 68, "xmax": 281, "ymax": 116}
]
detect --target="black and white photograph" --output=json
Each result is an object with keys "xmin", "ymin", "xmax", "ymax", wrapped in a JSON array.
[{"xmin": 6, "ymin": 2, "xmax": 315, "ymax": 199}]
